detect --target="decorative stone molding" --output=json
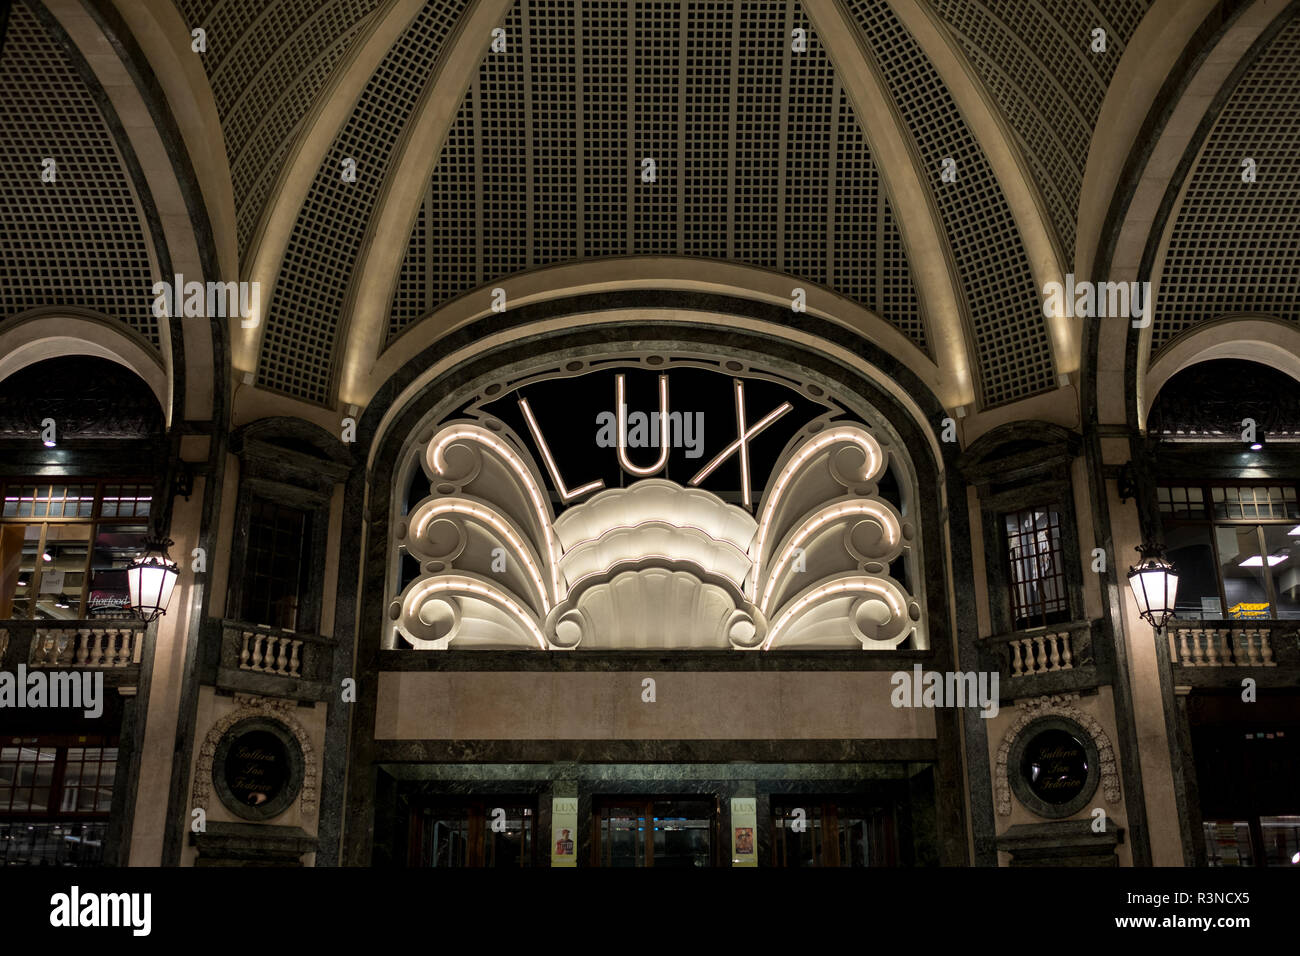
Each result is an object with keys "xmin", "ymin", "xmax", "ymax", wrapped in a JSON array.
[
  {"xmin": 994, "ymin": 694, "xmax": 1120, "ymax": 817},
  {"xmin": 192, "ymin": 694, "xmax": 318, "ymax": 818}
]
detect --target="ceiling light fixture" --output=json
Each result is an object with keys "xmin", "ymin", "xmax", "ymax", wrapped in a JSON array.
[{"xmin": 1240, "ymin": 554, "xmax": 1287, "ymax": 567}]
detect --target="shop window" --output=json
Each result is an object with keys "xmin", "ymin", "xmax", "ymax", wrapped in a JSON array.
[
  {"xmin": 0, "ymin": 481, "xmax": 152, "ymax": 620},
  {"xmin": 772, "ymin": 799, "xmax": 898, "ymax": 866},
  {"xmin": 0, "ymin": 736, "xmax": 118, "ymax": 866},
  {"xmin": 1203, "ymin": 820, "xmax": 1254, "ymax": 866},
  {"xmin": 1159, "ymin": 483, "xmax": 1300, "ymax": 620},
  {"xmin": 1003, "ymin": 506, "xmax": 1069, "ymax": 629},
  {"xmin": 593, "ymin": 797, "xmax": 715, "ymax": 867},
  {"xmin": 407, "ymin": 799, "xmax": 535, "ymax": 867},
  {"xmin": 240, "ymin": 498, "xmax": 312, "ymax": 631}
]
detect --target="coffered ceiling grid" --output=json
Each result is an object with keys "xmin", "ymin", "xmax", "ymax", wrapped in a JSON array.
[
  {"xmin": 632, "ymin": 0, "xmax": 681, "ymax": 256},
  {"xmin": 847, "ymin": 0, "xmax": 1054, "ymax": 407},
  {"xmin": 173, "ymin": 0, "xmax": 382, "ymax": 257},
  {"xmin": 257, "ymin": 1, "xmax": 470, "ymax": 403},
  {"xmin": 929, "ymin": 0, "xmax": 1150, "ymax": 261},
  {"xmin": 1153, "ymin": 16, "xmax": 1300, "ymax": 354},
  {"xmin": 0, "ymin": 0, "xmax": 159, "ymax": 347},
  {"xmin": 384, "ymin": 0, "xmax": 925, "ymax": 356}
]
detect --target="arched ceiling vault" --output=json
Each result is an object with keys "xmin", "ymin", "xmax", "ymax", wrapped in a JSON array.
[
  {"xmin": 1091, "ymin": 0, "xmax": 1299, "ymax": 430},
  {"xmin": 13, "ymin": 0, "xmax": 1299, "ymax": 436}
]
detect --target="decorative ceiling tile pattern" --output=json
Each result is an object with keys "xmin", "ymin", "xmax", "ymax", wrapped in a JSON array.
[
  {"xmin": 257, "ymin": 1, "xmax": 470, "ymax": 404},
  {"xmin": 0, "ymin": 0, "xmax": 159, "ymax": 347},
  {"xmin": 847, "ymin": 0, "xmax": 1055, "ymax": 407},
  {"xmin": 386, "ymin": 0, "xmax": 925, "ymax": 358},
  {"xmin": 930, "ymin": 0, "xmax": 1150, "ymax": 259},
  {"xmin": 1153, "ymin": 16, "xmax": 1300, "ymax": 353},
  {"xmin": 173, "ymin": 0, "xmax": 382, "ymax": 256}
]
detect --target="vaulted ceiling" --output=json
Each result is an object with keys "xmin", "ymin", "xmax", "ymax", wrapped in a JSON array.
[{"xmin": 1, "ymin": 0, "xmax": 1297, "ymax": 426}]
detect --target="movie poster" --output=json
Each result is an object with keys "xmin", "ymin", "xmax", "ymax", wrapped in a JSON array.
[
  {"xmin": 731, "ymin": 797, "xmax": 757, "ymax": 867},
  {"xmin": 551, "ymin": 796, "xmax": 578, "ymax": 867}
]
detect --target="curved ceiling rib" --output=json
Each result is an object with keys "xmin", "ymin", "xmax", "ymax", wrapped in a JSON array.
[
  {"xmin": 1076, "ymin": 0, "xmax": 1218, "ymax": 283},
  {"xmin": 344, "ymin": 0, "xmax": 964, "ymax": 411},
  {"xmin": 109, "ymin": 0, "xmax": 239, "ymax": 284},
  {"xmin": 1091, "ymin": 0, "xmax": 1284, "ymax": 429},
  {"xmin": 334, "ymin": 0, "xmax": 517, "ymax": 408},
  {"xmin": 841, "ymin": 0, "xmax": 1058, "ymax": 409},
  {"xmin": 252, "ymin": 0, "xmax": 474, "ymax": 403},
  {"xmin": 238, "ymin": 0, "xmax": 429, "ymax": 377},
  {"xmin": 44, "ymin": 0, "xmax": 220, "ymax": 423},
  {"xmin": 887, "ymin": 0, "xmax": 1075, "ymax": 382}
]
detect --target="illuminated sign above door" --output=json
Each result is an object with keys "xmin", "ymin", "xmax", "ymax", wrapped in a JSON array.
[{"xmin": 393, "ymin": 356, "xmax": 924, "ymax": 652}]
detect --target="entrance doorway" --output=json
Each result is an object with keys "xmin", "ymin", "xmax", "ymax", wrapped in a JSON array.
[{"xmin": 592, "ymin": 796, "xmax": 717, "ymax": 867}]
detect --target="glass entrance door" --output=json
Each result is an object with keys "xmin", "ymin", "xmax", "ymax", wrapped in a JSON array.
[{"xmin": 593, "ymin": 797, "xmax": 716, "ymax": 867}]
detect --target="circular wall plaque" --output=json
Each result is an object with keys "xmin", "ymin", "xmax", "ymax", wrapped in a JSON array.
[
  {"xmin": 1008, "ymin": 716, "xmax": 1100, "ymax": 819},
  {"xmin": 212, "ymin": 717, "xmax": 305, "ymax": 821}
]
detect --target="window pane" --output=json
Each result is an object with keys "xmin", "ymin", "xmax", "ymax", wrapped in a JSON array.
[
  {"xmin": 0, "ymin": 524, "xmax": 40, "ymax": 619},
  {"xmin": 0, "ymin": 821, "xmax": 108, "ymax": 866},
  {"xmin": 1217, "ymin": 527, "xmax": 1271, "ymax": 618},
  {"xmin": 651, "ymin": 802, "xmax": 711, "ymax": 868},
  {"xmin": 34, "ymin": 524, "xmax": 90, "ymax": 621},
  {"xmin": 1260, "ymin": 815, "xmax": 1300, "ymax": 867},
  {"xmin": 88, "ymin": 525, "xmax": 149, "ymax": 619},
  {"xmin": 1262, "ymin": 525, "xmax": 1300, "ymax": 620},
  {"xmin": 600, "ymin": 807, "xmax": 644, "ymax": 867},
  {"xmin": 1004, "ymin": 507, "xmax": 1069, "ymax": 627},
  {"xmin": 424, "ymin": 811, "xmax": 470, "ymax": 867},
  {"xmin": 483, "ymin": 806, "xmax": 533, "ymax": 867},
  {"xmin": 1166, "ymin": 524, "xmax": 1223, "ymax": 620},
  {"xmin": 773, "ymin": 804, "xmax": 822, "ymax": 867},
  {"xmin": 241, "ymin": 499, "xmax": 312, "ymax": 630},
  {"xmin": 101, "ymin": 484, "xmax": 152, "ymax": 518},
  {"xmin": 1203, "ymin": 820, "xmax": 1253, "ymax": 866}
]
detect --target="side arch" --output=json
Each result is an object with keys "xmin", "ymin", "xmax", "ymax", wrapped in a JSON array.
[{"xmin": 0, "ymin": 308, "xmax": 170, "ymax": 424}]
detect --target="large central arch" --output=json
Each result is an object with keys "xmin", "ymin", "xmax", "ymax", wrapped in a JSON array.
[{"xmin": 332, "ymin": 291, "xmax": 986, "ymax": 865}]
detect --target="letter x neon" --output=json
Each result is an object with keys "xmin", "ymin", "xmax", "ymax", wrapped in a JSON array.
[{"xmin": 689, "ymin": 380, "xmax": 791, "ymax": 507}]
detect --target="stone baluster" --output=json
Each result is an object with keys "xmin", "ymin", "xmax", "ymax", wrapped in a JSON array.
[
  {"xmin": 1244, "ymin": 629, "xmax": 1262, "ymax": 666},
  {"xmin": 1033, "ymin": 635, "xmax": 1047, "ymax": 674},
  {"xmin": 1205, "ymin": 628, "xmax": 1221, "ymax": 666},
  {"xmin": 240, "ymin": 631, "xmax": 252, "ymax": 670},
  {"xmin": 1175, "ymin": 629, "xmax": 1190, "ymax": 665},
  {"xmin": 252, "ymin": 633, "xmax": 267, "ymax": 672},
  {"xmin": 1258, "ymin": 629, "xmax": 1275, "ymax": 666},
  {"xmin": 289, "ymin": 641, "xmax": 302, "ymax": 678},
  {"xmin": 76, "ymin": 629, "xmax": 91, "ymax": 666},
  {"xmin": 1047, "ymin": 634, "xmax": 1061, "ymax": 671},
  {"xmin": 1010, "ymin": 640, "xmax": 1024, "ymax": 677},
  {"xmin": 1060, "ymin": 632, "xmax": 1074, "ymax": 670},
  {"xmin": 275, "ymin": 636, "xmax": 289, "ymax": 675}
]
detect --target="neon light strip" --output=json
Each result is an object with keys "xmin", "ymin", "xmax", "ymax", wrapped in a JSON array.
[
  {"xmin": 411, "ymin": 499, "xmax": 551, "ymax": 614},
  {"xmin": 616, "ymin": 374, "xmax": 671, "ymax": 476},
  {"xmin": 518, "ymin": 397, "xmax": 605, "ymax": 501},
  {"xmin": 431, "ymin": 427, "xmax": 563, "ymax": 602},
  {"xmin": 409, "ymin": 576, "xmax": 547, "ymax": 649},
  {"xmin": 763, "ymin": 578, "xmax": 906, "ymax": 651},
  {"xmin": 758, "ymin": 501, "xmax": 900, "ymax": 615},
  {"xmin": 750, "ymin": 428, "xmax": 883, "ymax": 601},
  {"xmin": 688, "ymin": 402, "xmax": 792, "ymax": 487}
]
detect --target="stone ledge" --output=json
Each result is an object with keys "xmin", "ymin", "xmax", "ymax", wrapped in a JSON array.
[
  {"xmin": 996, "ymin": 820, "xmax": 1123, "ymax": 867},
  {"xmin": 190, "ymin": 822, "xmax": 317, "ymax": 867}
]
